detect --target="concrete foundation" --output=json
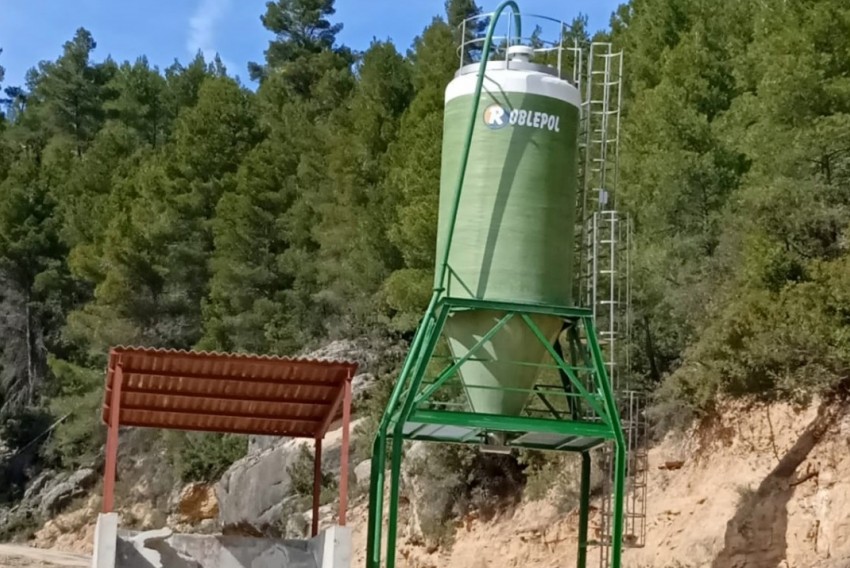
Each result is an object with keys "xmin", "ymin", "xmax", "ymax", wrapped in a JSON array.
[{"xmin": 91, "ymin": 514, "xmax": 351, "ymax": 568}]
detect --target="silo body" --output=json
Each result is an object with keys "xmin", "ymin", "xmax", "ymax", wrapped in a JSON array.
[{"xmin": 436, "ymin": 59, "xmax": 581, "ymax": 417}]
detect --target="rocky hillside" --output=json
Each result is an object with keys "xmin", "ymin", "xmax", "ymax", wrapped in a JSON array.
[
  {"xmin": 14, "ymin": 394, "xmax": 850, "ymax": 568},
  {"xmin": 343, "ymin": 397, "xmax": 850, "ymax": 568}
]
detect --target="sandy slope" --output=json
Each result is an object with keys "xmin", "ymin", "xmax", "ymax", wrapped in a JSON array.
[{"xmin": 350, "ymin": 397, "xmax": 850, "ymax": 567}]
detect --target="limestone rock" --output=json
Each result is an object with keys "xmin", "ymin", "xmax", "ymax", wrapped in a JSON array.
[
  {"xmin": 401, "ymin": 442, "xmax": 428, "ymax": 541},
  {"xmin": 354, "ymin": 460, "xmax": 372, "ymax": 485},
  {"xmin": 216, "ymin": 439, "xmax": 308, "ymax": 535},
  {"xmin": 217, "ymin": 423, "xmax": 359, "ymax": 535},
  {"xmin": 176, "ymin": 483, "xmax": 219, "ymax": 523},
  {"xmin": 39, "ymin": 468, "xmax": 97, "ymax": 517},
  {"xmin": 23, "ymin": 470, "xmax": 56, "ymax": 502}
]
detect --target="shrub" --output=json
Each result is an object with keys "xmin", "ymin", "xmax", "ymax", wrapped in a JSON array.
[
  {"xmin": 287, "ymin": 443, "xmax": 338, "ymax": 506},
  {"xmin": 166, "ymin": 432, "xmax": 248, "ymax": 482},
  {"xmin": 519, "ymin": 451, "xmax": 591, "ymax": 513},
  {"xmin": 41, "ymin": 358, "xmax": 105, "ymax": 469}
]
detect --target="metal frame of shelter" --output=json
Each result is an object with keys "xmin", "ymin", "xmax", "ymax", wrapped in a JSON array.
[
  {"xmin": 366, "ymin": 3, "xmax": 627, "ymax": 568},
  {"xmin": 101, "ymin": 347, "xmax": 358, "ymax": 537}
]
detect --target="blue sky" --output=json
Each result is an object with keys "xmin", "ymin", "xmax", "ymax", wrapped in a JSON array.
[{"xmin": 0, "ymin": 0, "xmax": 621, "ymax": 88}]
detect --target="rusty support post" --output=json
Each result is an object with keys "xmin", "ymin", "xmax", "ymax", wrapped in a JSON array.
[
  {"xmin": 339, "ymin": 374, "xmax": 352, "ymax": 526},
  {"xmin": 103, "ymin": 364, "xmax": 123, "ymax": 513},
  {"xmin": 312, "ymin": 437, "xmax": 323, "ymax": 537}
]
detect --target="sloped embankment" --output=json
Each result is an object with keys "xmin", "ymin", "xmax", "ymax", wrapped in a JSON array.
[
  {"xmin": 23, "ymin": 396, "xmax": 850, "ymax": 567},
  {"xmin": 349, "ymin": 397, "xmax": 850, "ymax": 568}
]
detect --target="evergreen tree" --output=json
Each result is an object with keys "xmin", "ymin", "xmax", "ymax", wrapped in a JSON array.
[
  {"xmin": 203, "ymin": 0, "xmax": 353, "ymax": 351},
  {"xmin": 104, "ymin": 57, "xmax": 167, "ymax": 147},
  {"xmin": 0, "ymin": 149, "xmax": 71, "ymax": 415},
  {"xmin": 27, "ymin": 29, "xmax": 110, "ymax": 157},
  {"xmin": 249, "ymin": 0, "xmax": 346, "ymax": 82},
  {"xmin": 313, "ymin": 41, "xmax": 414, "ymax": 333},
  {"xmin": 383, "ymin": 17, "xmax": 458, "ymax": 328},
  {"xmin": 67, "ymin": 76, "xmax": 260, "ymax": 352}
]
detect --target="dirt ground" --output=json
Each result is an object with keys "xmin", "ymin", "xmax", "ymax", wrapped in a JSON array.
[{"xmin": 0, "ymin": 544, "xmax": 90, "ymax": 567}]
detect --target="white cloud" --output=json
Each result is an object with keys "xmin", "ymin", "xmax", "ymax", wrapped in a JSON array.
[{"xmin": 187, "ymin": 0, "xmax": 233, "ymax": 65}]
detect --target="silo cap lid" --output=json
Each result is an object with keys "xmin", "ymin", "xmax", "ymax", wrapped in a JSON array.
[{"xmin": 507, "ymin": 45, "xmax": 535, "ymax": 59}]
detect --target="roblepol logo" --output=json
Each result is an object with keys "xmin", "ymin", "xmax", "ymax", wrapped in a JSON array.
[
  {"xmin": 483, "ymin": 103, "xmax": 562, "ymax": 133},
  {"xmin": 483, "ymin": 104, "xmax": 509, "ymax": 129}
]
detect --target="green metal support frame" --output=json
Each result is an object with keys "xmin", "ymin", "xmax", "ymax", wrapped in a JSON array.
[
  {"xmin": 366, "ymin": 298, "xmax": 627, "ymax": 568},
  {"xmin": 366, "ymin": 2, "xmax": 627, "ymax": 567}
]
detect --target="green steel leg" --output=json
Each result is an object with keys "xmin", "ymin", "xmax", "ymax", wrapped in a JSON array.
[
  {"xmin": 611, "ymin": 437, "xmax": 627, "ymax": 568},
  {"xmin": 553, "ymin": 328, "xmax": 579, "ymax": 420},
  {"xmin": 583, "ymin": 316, "xmax": 627, "ymax": 568},
  {"xmin": 386, "ymin": 306, "xmax": 449, "ymax": 568},
  {"xmin": 567, "ymin": 324, "xmax": 589, "ymax": 420},
  {"xmin": 366, "ymin": 434, "xmax": 386, "ymax": 568},
  {"xmin": 577, "ymin": 451, "xmax": 591, "ymax": 568},
  {"xmin": 367, "ymin": 294, "xmax": 441, "ymax": 568},
  {"xmin": 385, "ymin": 429, "xmax": 405, "ymax": 568}
]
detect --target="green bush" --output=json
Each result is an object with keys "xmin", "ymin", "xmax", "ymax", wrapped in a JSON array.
[
  {"xmin": 166, "ymin": 432, "xmax": 248, "ymax": 482},
  {"xmin": 519, "ymin": 451, "xmax": 589, "ymax": 513},
  {"xmin": 0, "ymin": 509, "xmax": 40, "ymax": 542},
  {"xmin": 41, "ymin": 358, "xmax": 105, "ymax": 469},
  {"xmin": 287, "ymin": 443, "xmax": 338, "ymax": 507},
  {"xmin": 650, "ymin": 257, "xmax": 850, "ymax": 434},
  {"xmin": 42, "ymin": 390, "xmax": 105, "ymax": 469}
]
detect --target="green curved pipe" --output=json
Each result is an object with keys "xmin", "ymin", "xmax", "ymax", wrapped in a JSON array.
[
  {"xmin": 435, "ymin": 0, "xmax": 522, "ymax": 293},
  {"xmin": 367, "ymin": 6, "xmax": 526, "ymax": 567}
]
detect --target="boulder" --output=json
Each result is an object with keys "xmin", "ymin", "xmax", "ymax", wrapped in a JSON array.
[
  {"xmin": 354, "ymin": 460, "xmax": 372, "ymax": 486},
  {"xmin": 400, "ymin": 442, "xmax": 429, "ymax": 541},
  {"xmin": 299, "ymin": 337, "xmax": 404, "ymax": 403},
  {"xmin": 23, "ymin": 470, "xmax": 56, "ymax": 502},
  {"xmin": 176, "ymin": 483, "xmax": 219, "ymax": 523},
  {"xmin": 39, "ymin": 468, "xmax": 97, "ymax": 517},
  {"xmin": 217, "ymin": 439, "xmax": 309, "ymax": 535},
  {"xmin": 217, "ymin": 422, "xmax": 359, "ymax": 535}
]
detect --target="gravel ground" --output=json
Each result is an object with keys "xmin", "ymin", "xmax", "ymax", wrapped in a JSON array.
[{"xmin": 0, "ymin": 545, "xmax": 90, "ymax": 567}]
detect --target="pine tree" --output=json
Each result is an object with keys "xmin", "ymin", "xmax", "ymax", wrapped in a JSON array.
[
  {"xmin": 104, "ymin": 57, "xmax": 167, "ymax": 147},
  {"xmin": 202, "ymin": 0, "xmax": 354, "ymax": 351},
  {"xmin": 312, "ymin": 40, "xmax": 414, "ymax": 333},
  {"xmin": 0, "ymin": 150, "xmax": 70, "ymax": 415},
  {"xmin": 67, "ymin": 76, "xmax": 260, "ymax": 352},
  {"xmin": 27, "ymin": 29, "xmax": 110, "ymax": 157},
  {"xmin": 249, "ymin": 0, "xmax": 346, "ymax": 82},
  {"xmin": 382, "ymin": 16, "xmax": 458, "ymax": 328}
]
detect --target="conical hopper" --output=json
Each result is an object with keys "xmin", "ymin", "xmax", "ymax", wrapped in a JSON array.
[{"xmin": 444, "ymin": 310, "xmax": 563, "ymax": 416}]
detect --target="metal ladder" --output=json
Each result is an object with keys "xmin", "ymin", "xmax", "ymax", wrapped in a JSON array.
[{"xmin": 576, "ymin": 42, "xmax": 649, "ymax": 568}]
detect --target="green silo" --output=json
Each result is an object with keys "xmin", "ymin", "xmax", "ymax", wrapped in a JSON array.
[{"xmin": 436, "ymin": 46, "xmax": 582, "ymax": 417}]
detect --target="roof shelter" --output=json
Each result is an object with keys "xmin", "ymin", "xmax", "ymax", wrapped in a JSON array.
[{"xmin": 102, "ymin": 347, "xmax": 358, "ymax": 537}]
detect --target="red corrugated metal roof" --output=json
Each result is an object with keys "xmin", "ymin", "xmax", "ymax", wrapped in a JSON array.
[{"xmin": 103, "ymin": 347, "xmax": 358, "ymax": 438}]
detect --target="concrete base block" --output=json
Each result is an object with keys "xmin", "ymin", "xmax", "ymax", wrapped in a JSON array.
[
  {"xmin": 92, "ymin": 513, "xmax": 118, "ymax": 568},
  {"xmin": 108, "ymin": 525, "xmax": 351, "ymax": 568},
  {"xmin": 310, "ymin": 526, "xmax": 352, "ymax": 568}
]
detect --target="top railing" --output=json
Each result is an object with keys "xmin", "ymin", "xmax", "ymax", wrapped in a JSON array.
[{"xmin": 457, "ymin": 12, "xmax": 580, "ymax": 82}]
